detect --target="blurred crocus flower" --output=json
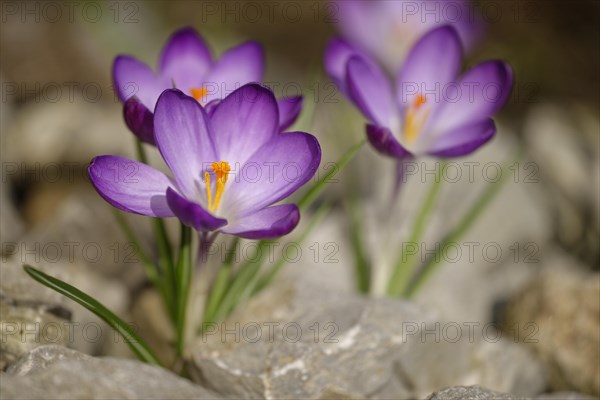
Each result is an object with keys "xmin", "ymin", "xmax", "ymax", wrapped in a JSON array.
[
  {"xmin": 89, "ymin": 85, "xmax": 321, "ymax": 239},
  {"xmin": 336, "ymin": 0, "xmax": 481, "ymax": 72},
  {"xmin": 113, "ymin": 27, "xmax": 302, "ymax": 144},
  {"xmin": 325, "ymin": 26, "xmax": 512, "ymax": 158}
]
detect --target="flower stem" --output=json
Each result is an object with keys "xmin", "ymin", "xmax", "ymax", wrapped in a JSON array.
[
  {"xmin": 210, "ymin": 243, "xmax": 266, "ymax": 323},
  {"xmin": 202, "ymin": 237, "xmax": 239, "ymax": 326},
  {"xmin": 175, "ymin": 224, "xmax": 192, "ymax": 357},
  {"xmin": 387, "ymin": 161, "xmax": 446, "ymax": 297},
  {"xmin": 403, "ymin": 160, "xmax": 511, "ymax": 298},
  {"xmin": 346, "ymin": 199, "xmax": 371, "ymax": 294}
]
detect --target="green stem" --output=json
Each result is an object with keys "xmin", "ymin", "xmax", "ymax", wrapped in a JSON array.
[
  {"xmin": 210, "ymin": 242, "xmax": 267, "ymax": 323},
  {"xmin": 24, "ymin": 265, "xmax": 161, "ymax": 366},
  {"xmin": 202, "ymin": 237, "xmax": 239, "ymax": 325},
  {"xmin": 387, "ymin": 161, "xmax": 446, "ymax": 296},
  {"xmin": 404, "ymin": 162, "xmax": 511, "ymax": 298},
  {"xmin": 346, "ymin": 199, "xmax": 370, "ymax": 294},
  {"xmin": 175, "ymin": 224, "xmax": 193, "ymax": 357}
]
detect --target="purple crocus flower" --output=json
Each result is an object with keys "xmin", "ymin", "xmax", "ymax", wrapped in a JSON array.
[
  {"xmin": 89, "ymin": 84, "xmax": 321, "ymax": 239},
  {"xmin": 325, "ymin": 25, "xmax": 512, "ymax": 158},
  {"xmin": 336, "ymin": 0, "xmax": 482, "ymax": 72},
  {"xmin": 113, "ymin": 27, "xmax": 303, "ymax": 144}
]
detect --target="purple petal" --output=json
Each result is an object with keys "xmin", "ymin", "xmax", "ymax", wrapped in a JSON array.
[
  {"xmin": 366, "ymin": 124, "xmax": 412, "ymax": 159},
  {"xmin": 154, "ymin": 89, "xmax": 217, "ymax": 200},
  {"xmin": 346, "ymin": 55, "xmax": 395, "ymax": 127},
  {"xmin": 222, "ymin": 132, "xmax": 321, "ymax": 217},
  {"xmin": 324, "ymin": 37, "xmax": 363, "ymax": 95},
  {"xmin": 113, "ymin": 55, "xmax": 169, "ymax": 111},
  {"xmin": 88, "ymin": 155, "xmax": 174, "ymax": 217},
  {"xmin": 202, "ymin": 41, "xmax": 264, "ymax": 103},
  {"xmin": 158, "ymin": 27, "xmax": 212, "ymax": 93},
  {"xmin": 222, "ymin": 204, "xmax": 300, "ymax": 239},
  {"xmin": 204, "ymin": 99, "xmax": 221, "ymax": 117},
  {"xmin": 427, "ymin": 118, "xmax": 496, "ymax": 158},
  {"xmin": 123, "ymin": 97, "xmax": 155, "ymax": 145},
  {"xmin": 166, "ymin": 188, "xmax": 227, "ymax": 231},
  {"xmin": 277, "ymin": 96, "xmax": 303, "ymax": 132},
  {"xmin": 431, "ymin": 60, "xmax": 513, "ymax": 133},
  {"xmin": 209, "ymin": 84, "xmax": 278, "ymax": 164},
  {"xmin": 335, "ymin": 1, "xmax": 381, "ymax": 63},
  {"xmin": 396, "ymin": 25, "xmax": 463, "ymax": 111}
]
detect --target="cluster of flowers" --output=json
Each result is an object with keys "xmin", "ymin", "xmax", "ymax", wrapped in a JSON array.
[
  {"xmin": 16, "ymin": 0, "xmax": 516, "ymax": 367},
  {"xmin": 91, "ymin": 3, "xmax": 512, "ymax": 240}
]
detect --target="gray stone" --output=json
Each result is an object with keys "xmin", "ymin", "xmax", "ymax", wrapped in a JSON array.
[
  {"xmin": 502, "ymin": 255, "xmax": 600, "ymax": 396},
  {"xmin": 426, "ymin": 385, "xmax": 525, "ymax": 400},
  {"xmin": 524, "ymin": 104, "xmax": 599, "ymax": 266},
  {"xmin": 0, "ymin": 184, "xmax": 24, "ymax": 249},
  {"xmin": 189, "ymin": 280, "xmax": 547, "ymax": 399},
  {"xmin": 21, "ymin": 190, "xmax": 148, "ymax": 287},
  {"xmin": 3, "ymin": 94, "xmax": 134, "ymax": 166},
  {"xmin": 535, "ymin": 393, "xmax": 596, "ymax": 400},
  {"xmin": 0, "ymin": 303, "xmax": 69, "ymax": 370},
  {"xmin": 6, "ymin": 345, "xmax": 88, "ymax": 376},
  {"xmin": 0, "ymin": 259, "xmax": 71, "ymax": 369},
  {"xmin": 0, "ymin": 256, "xmax": 130, "ymax": 360},
  {"xmin": 1, "ymin": 345, "xmax": 219, "ymax": 399}
]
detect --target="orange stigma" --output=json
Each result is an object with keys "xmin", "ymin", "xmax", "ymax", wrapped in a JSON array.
[
  {"xmin": 204, "ymin": 161, "xmax": 230, "ymax": 212},
  {"xmin": 404, "ymin": 93, "xmax": 429, "ymax": 143},
  {"xmin": 190, "ymin": 87, "xmax": 208, "ymax": 103},
  {"xmin": 414, "ymin": 93, "xmax": 427, "ymax": 108}
]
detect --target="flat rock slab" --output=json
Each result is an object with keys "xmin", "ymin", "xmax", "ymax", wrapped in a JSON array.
[
  {"xmin": 189, "ymin": 281, "xmax": 546, "ymax": 399},
  {"xmin": 426, "ymin": 385, "xmax": 525, "ymax": 400},
  {"xmin": 1, "ymin": 345, "xmax": 219, "ymax": 400}
]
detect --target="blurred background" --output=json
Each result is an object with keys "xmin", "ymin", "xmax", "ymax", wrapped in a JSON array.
[{"xmin": 1, "ymin": 0, "xmax": 599, "ymax": 397}]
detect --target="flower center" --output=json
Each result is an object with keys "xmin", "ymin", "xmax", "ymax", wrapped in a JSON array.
[
  {"xmin": 404, "ymin": 93, "xmax": 430, "ymax": 144},
  {"xmin": 204, "ymin": 161, "xmax": 231, "ymax": 212},
  {"xmin": 190, "ymin": 87, "xmax": 208, "ymax": 103}
]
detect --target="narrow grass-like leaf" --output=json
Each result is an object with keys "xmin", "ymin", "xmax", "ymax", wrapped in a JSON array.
[
  {"xmin": 346, "ymin": 199, "xmax": 371, "ymax": 294},
  {"xmin": 297, "ymin": 139, "xmax": 366, "ymax": 209},
  {"xmin": 23, "ymin": 265, "xmax": 162, "ymax": 366}
]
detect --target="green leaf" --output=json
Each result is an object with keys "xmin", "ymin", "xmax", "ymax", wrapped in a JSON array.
[
  {"xmin": 387, "ymin": 161, "xmax": 446, "ymax": 297},
  {"xmin": 202, "ymin": 237, "xmax": 239, "ymax": 326},
  {"xmin": 403, "ymin": 153, "xmax": 520, "ymax": 298},
  {"xmin": 174, "ymin": 225, "xmax": 193, "ymax": 357},
  {"xmin": 297, "ymin": 138, "xmax": 366, "ymax": 209},
  {"xmin": 23, "ymin": 265, "xmax": 162, "ymax": 366},
  {"xmin": 346, "ymin": 198, "xmax": 371, "ymax": 294}
]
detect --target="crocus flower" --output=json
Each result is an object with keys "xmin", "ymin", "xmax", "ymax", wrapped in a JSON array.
[
  {"xmin": 89, "ymin": 84, "xmax": 321, "ymax": 239},
  {"xmin": 335, "ymin": 0, "xmax": 481, "ymax": 72},
  {"xmin": 113, "ymin": 27, "xmax": 303, "ymax": 144},
  {"xmin": 325, "ymin": 25, "xmax": 512, "ymax": 158}
]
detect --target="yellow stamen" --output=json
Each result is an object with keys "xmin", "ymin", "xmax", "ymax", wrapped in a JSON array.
[
  {"xmin": 204, "ymin": 171, "xmax": 212, "ymax": 210},
  {"xmin": 191, "ymin": 87, "xmax": 208, "ymax": 102},
  {"xmin": 404, "ymin": 93, "xmax": 429, "ymax": 143},
  {"xmin": 204, "ymin": 161, "xmax": 230, "ymax": 212}
]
